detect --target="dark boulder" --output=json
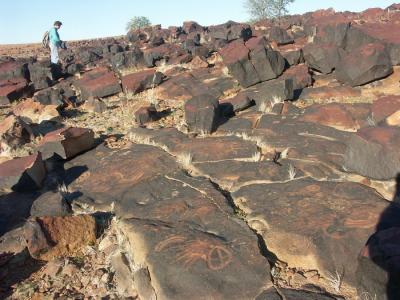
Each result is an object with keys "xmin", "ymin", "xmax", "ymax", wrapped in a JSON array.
[
  {"xmin": 219, "ymin": 40, "xmax": 259, "ymax": 88},
  {"xmin": 209, "ymin": 21, "xmax": 252, "ymax": 42},
  {"xmin": 28, "ymin": 61, "xmax": 61, "ymax": 90},
  {"xmin": 76, "ymin": 47, "xmax": 103, "ymax": 66},
  {"xmin": 33, "ymin": 87, "xmax": 64, "ymax": 107},
  {"xmin": 182, "ymin": 21, "xmax": 203, "ymax": 34},
  {"xmin": 344, "ymin": 126, "xmax": 400, "ymax": 180},
  {"xmin": 303, "ymin": 43, "xmax": 341, "ymax": 74},
  {"xmin": 219, "ymin": 93, "xmax": 254, "ymax": 116},
  {"xmin": 248, "ymin": 42, "xmax": 286, "ymax": 82},
  {"xmin": 185, "ymin": 94, "xmax": 220, "ymax": 134},
  {"xmin": 268, "ymin": 26, "xmax": 294, "ymax": 45},
  {"xmin": 0, "ymin": 78, "xmax": 33, "ymax": 105},
  {"xmin": 30, "ymin": 191, "xmax": 72, "ymax": 217},
  {"xmin": 135, "ymin": 106, "xmax": 159, "ymax": 125},
  {"xmin": 110, "ymin": 48, "xmax": 144, "ymax": 70},
  {"xmin": 314, "ymin": 22, "xmax": 351, "ymax": 48},
  {"xmin": 73, "ymin": 67, "xmax": 122, "ymax": 100},
  {"xmin": 0, "ymin": 153, "xmax": 46, "ymax": 192},
  {"xmin": 38, "ymin": 127, "xmax": 95, "ymax": 160},
  {"xmin": 121, "ymin": 69, "xmax": 164, "ymax": 94},
  {"xmin": 336, "ymin": 43, "xmax": 393, "ymax": 86},
  {"xmin": 0, "ymin": 59, "xmax": 29, "ymax": 81}
]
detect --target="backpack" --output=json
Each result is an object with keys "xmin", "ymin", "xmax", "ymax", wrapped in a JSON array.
[{"xmin": 42, "ymin": 31, "xmax": 50, "ymax": 48}]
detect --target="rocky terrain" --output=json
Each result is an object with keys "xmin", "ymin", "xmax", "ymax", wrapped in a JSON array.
[{"xmin": 1, "ymin": 4, "xmax": 400, "ymax": 300}]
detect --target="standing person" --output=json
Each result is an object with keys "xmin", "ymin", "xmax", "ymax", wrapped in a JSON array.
[{"xmin": 49, "ymin": 21, "xmax": 63, "ymax": 64}]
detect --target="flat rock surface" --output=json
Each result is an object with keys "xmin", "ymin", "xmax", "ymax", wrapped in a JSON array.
[{"xmin": 233, "ymin": 179, "xmax": 389, "ymax": 290}]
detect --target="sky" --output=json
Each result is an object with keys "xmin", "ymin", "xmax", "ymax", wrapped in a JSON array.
[{"xmin": 0, "ymin": 0, "xmax": 396, "ymax": 44}]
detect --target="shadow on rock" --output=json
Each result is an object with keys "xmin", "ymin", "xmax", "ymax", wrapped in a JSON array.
[
  {"xmin": 0, "ymin": 250, "xmax": 45, "ymax": 299},
  {"xmin": 0, "ymin": 192, "xmax": 39, "ymax": 236},
  {"xmin": 358, "ymin": 174, "xmax": 400, "ymax": 300}
]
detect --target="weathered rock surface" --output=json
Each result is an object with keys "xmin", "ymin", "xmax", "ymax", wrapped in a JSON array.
[
  {"xmin": 38, "ymin": 127, "xmax": 95, "ymax": 160},
  {"xmin": 344, "ymin": 126, "xmax": 400, "ymax": 180},
  {"xmin": 219, "ymin": 39, "xmax": 259, "ymax": 88},
  {"xmin": 74, "ymin": 67, "xmax": 121, "ymax": 100},
  {"xmin": 121, "ymin": 69, "xmax": 164, "ymax": 94},
  {"xmin": 28, "ymin": 61, "xmax": 59, "ymax": 90},
  {"xmin": 3, "ymin": 5, "xmax": 400, "ymax": 300},
  {"xmin": 303, "ymin": 43, "xmax": 341, "ymax": 74},
  {"xmin": 64, "ymin": 143, "xmax": 273, "ymax": 299},
  {"xmin": 336, "ymin": 43, "xmax": 393, "ymax": 86},
  {"xmin": 233, "ymin": 179, "xmax": 389, "ymax": 291},
  {"xmin": 156, "ymin": 69, "xmax": 235, "ymax": 101},
  {"xmin": 0, "ymin": 153, "xmax": 46, "ymax": 192},
  {"xmin": 0, "ymin": 115, "xmax": 34, "ymax": 148},
  {"xmin": 300, "ymin": 103, "xmax": 371, "ymax": 131},
  {"xmin": 371, "ymin": 95, "xmax": 400, "ymax": 125},
  {"xmin": 12, "ymin": 99, "xmax": 60, "ymax": 124},
  {"xmin": 30, "ymin": 191, "xmax": 72, "ymax": 217},
  {"xmin": 184, "ymin": 94, "xmax": 220, "ymax": 133},
  {"xmin": 219, "ymin": 38, "xmax": 285, "ymax": 88},
  {"xmin": 135, "ymin": 106, "xmax": 159, "ymax": 125},
  {"xmin": 0, "ymin": 78, "xmax": 32, "ymax": 104},
  {"xmin": 25, "ymin": 215, "xmax": 97, "ymax": 261},
  {"xmin": 0, "ymin": 193, "xmax": 37, "ymax": 236},
  {"xmin": 0, "ymin": 60, "xmax": 29, "ymax": 81}
]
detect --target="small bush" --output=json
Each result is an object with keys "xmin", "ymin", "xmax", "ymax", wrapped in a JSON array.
[{"xmin": 126, "ymin": 16, "xmax": 151, "ymax": 32}]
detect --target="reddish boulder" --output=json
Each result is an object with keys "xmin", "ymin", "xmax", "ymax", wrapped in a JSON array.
[
  {"xmin": 188, "ymin": 56, "xmax": 209, "ymax": 69},
  {"xmin": 13, "ymin": 99, "xmax": 60, "ymax": 124},
  {"xmin": 371, "ymin": 95, "xmax": 400, "ymax": 125},
  {"xmin": 246, "ymin": 78, "xmax": 294, "ymax": 109},
  {"xmin": 134, "ymin": 106, "xmax": 159, "ymax": 125},
  {"xmin": 182, "ymin": 21, "xmax": 203, "ymax": 34},
  {"xmin": 0, "ymin": 60, "xmax": 29, "ymax": 81},
  {"xmin": 281, "ymin": 64, "xmax": 312, "ymax": 90},
  {"xmin": 25, "ymin": 215, "xmax": 97, "ymax": 261},
  {"xmin": 300, "ymin": 103, "xmax": 369, "ymax": 131},
  {"xmin": 299, "ymin": 85, "xmax": 361, "ymax": 101},
  {"xmin": 38, "ymin": 127, "xmax": 95, "ymax": 160},
  {"xmin": 220, "ymin": 38, "xmax": 286, "ymax": 88},
  {"xmin": 0, "ymin": 153, "xmax": 46, "ymax": 192},
  {"xmin": 81, "ymin": 96, "xmax": 107, "ymax": 113},
  {"xmin": 0, "ymin": 78, "xmax": 32, "ymax": 105},
  {"xmin": 336, "ymin": 43, "xmax": 393, "ymax": 86},
  {"xmin": 74, "ymin": 67, "xmax": 121, "ymax": 100},
  {"xmin": 344, "ymin": 126, "xmax": 400, "ymax": 180},
  {"xmin": 156, "ymin": 70, "xmax": 234, "ymax": 102},
  {"xmin": 219, "ymin": 40, "xmax": 259, "ymax": 88},
  {"xmin": 121, "ymin": 69, "xmax": 164, "ymax": 94}
]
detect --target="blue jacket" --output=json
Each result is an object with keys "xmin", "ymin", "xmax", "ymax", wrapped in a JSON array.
[{"xmin": 49, "ymin": 27, "xmax": 61, "ymax": 46}]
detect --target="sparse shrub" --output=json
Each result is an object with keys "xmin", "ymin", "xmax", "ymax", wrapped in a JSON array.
[
  {"xmin": 244, "ymin": 0, "xmax": 295, "ymax": 22},
  {"xmin": 126, "ymin": 16, "xmax": 151, "ymax": 32}
]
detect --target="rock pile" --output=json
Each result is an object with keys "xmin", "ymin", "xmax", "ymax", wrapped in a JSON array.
[{"xmin": 1, "ymin": 4, "xmax": 400, "ymax": 300}]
